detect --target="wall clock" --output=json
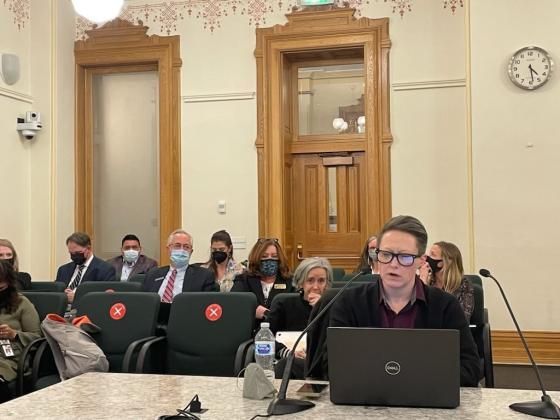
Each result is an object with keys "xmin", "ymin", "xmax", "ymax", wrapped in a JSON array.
[{"xmin": 508, "ymin": 46, "xmax": 553, "ymax": 90}]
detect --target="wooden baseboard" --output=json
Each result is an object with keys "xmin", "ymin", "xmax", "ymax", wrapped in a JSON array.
[{"xmin": 491, "ymin": 330, "xmax": 560, "ymax": 365}]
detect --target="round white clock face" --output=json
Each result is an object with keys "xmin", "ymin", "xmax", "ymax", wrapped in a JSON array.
[{"xmin": 508, "ymin": 46, "xmax": 554, "ymax": 90}]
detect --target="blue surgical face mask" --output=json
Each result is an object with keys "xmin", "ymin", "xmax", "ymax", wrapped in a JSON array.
[
  {"xmin": 260, "ymin": 259, "xmax": 279, "ymax": 277},
  {"xmin": 123, "ymin": 249, "xmax": 139, "ymax": 263},
  {"xmin": 368, "ymin": 249, "xmax": 377, "ymax": 262},
  {"xmin": 170, "ymin": 249, "xmax": 190, "ymax": 269}
]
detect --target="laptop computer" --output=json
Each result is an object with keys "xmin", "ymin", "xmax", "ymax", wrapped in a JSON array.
[{"xmin": 327, "ymin": 327, "xmax": 460, "ymax": 408}]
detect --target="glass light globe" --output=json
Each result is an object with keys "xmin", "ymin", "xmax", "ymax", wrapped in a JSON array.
[
  {"xmin": 357, "ymin": 116, "xmax": 365, "ymax": 126},
  {"xmin": 72, "ymin": 0, "xmax": 124, "ymax": 24},
  {"xmin": 332, "ymin": 118, "xmax": 345, "ymax": 130}
]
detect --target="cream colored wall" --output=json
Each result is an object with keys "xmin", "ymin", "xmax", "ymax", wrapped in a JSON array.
[
  {"xmin": 0, "ymin": 2, "xmax": 31, "ymax": 272},
  {"xmin": 470, "ymin": 0, "xmax": 560, "ymax": 330}
]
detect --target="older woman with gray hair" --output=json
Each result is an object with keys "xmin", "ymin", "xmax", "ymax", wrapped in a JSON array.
[{"xmin": 268, "ymin": 257, "xmax": 333, "ymax": 378}]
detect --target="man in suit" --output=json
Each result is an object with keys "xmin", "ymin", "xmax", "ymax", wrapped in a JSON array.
[
  {"xmin": 142, "ymin": 229, "xmax": 218, "ymax": 301},
  {"xmin": 55, "ymin": 232, "xmax": 116, "ymax": 304},
  {"xmin": 106, "ymin": 234, "xmax": 158, "ymax": 281}
]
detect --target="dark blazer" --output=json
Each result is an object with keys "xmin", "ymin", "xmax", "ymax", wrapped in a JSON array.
[
  {"xmin": 55, "ymin": 256, "xmax": 116, "ymax": 287},
  {"xmin": 231, "ymin": 272, "xmax": 294, "ymax": 308},
  {"xmin": 16, "ymin": 272, "xmax": 32, "ymax": 291},
  {"xmin": 329, "ymin": 281, "xmax": 481, "ymax": 387},
  {"xmin": 106, "ymin": 254, "xmax": 158, "ymax": 281},
  {"xmin": 142, "ymin": 265, "xmax": 218, "ymax": 294},
  {"xmin": 268, "ymin": 292, "xmax": 312, "ymax": 334}
]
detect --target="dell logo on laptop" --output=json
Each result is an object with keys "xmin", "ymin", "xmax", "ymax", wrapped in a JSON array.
[{"xmin": 385, "ymin": 361, "xmax": 401, "ymax": 375}]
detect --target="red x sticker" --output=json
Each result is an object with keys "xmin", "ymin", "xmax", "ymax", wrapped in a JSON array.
[
  {"xmin": 110, "ymin": 303, "xmax": 126, "ymax": 320},
  {"xmin": 205, "ymin": 304, "xmax": 222, "ymax": 322},
  {"xmin": 105, "ymin": 289, "xmax": 115, "ymax": 293}
]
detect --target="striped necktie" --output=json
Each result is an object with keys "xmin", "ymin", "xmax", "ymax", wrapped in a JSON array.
[
  {"xmin": 162, "ymin": 269, "xmax": 177, "ymax": 303},
  {"xmin": 69, "ymin": 264, "xmax": 85, "ymax": 290}
]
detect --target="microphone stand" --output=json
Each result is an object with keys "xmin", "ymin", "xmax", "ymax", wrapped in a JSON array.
[
  {"xmin": 479, "ymin": 269, "xmax": 560, "ymax": 419},
  {"xmin": 267, "ymin": 268, "xmax": 370, "ymax": 416}
]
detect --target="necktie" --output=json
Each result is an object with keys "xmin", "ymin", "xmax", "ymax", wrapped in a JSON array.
[
  {"xmin": 70, "ymin": 265, "xmax": 85, "ymax": 290},
  {"xmin": 162, "ymin": 269, "xmax": 177, "ymax": 303}
]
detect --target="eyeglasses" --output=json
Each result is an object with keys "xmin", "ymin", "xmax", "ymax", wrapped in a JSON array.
[
  {"xmin": 170, "ymin": 243, "xmax": 192, "ymax": 251},
  {"xmin": 376, "ymin": 249, "xmax": 421, "ymax": 267}
]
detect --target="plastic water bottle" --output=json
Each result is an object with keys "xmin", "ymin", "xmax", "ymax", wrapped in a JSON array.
[{"xmin": 254, "ymin": 322, "xmax": 275, "ymax": 382}]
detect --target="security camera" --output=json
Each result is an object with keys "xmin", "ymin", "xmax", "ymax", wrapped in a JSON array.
[{"xmin": 17, "ymin": 112, "xmax": 42, "ymax": 140}]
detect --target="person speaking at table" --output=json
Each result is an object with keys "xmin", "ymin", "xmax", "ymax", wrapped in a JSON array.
[{"xmin": 329, "ymin": 215, "xmax": 480, "ymax": 387}]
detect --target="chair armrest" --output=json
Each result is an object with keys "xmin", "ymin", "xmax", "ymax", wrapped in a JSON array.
[
  {"xmin": 16, "ymin": 337, "xmax": 46, "ymax": 396},
  {"xmin": 135, "ymin": 336, "xmax": 166, "ymax": 373},
  {"xmin": 122, "ymin": 336, "xmax": 157, "ymax": 373},
  {"xmin": 234, "ymin": 338, "xmax": 254, "ymax": 376}
]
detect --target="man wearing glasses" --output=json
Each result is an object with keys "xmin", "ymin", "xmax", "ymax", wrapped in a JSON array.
[
  {"xmin": 329, "ymin": 215, "xmax": 480, "ymax": 387},
  {"xmin": 142, "ymin": 229, "xmax": 218, "ymax": 301}
]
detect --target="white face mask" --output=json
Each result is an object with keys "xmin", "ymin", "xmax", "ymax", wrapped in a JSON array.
[{"xmin": 123, "ymin": 249, "xmax": 139, "ymax": 263}]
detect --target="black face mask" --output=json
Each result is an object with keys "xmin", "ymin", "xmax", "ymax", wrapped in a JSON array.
[
  {"xmin": 70, "ymin": 252, "xmax": 87, "ymax": 266},
  {"xmin": 211, "ymin": 251, "xmax": 228, "ymax": 264},
  {"xmin": 3, "ymin": 258, "xmax": 15, "ymax": 268},
  {"xmin": 426, "ymin": 256, "xmax": 443, "ymax": 274}
]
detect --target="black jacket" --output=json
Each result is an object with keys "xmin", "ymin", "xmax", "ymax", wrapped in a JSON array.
[
  {"xmin": 268, "ymin": 291, "xmax": 312, "ymax": 334},
  {"xmin": 231, "ymin": 272, "xmax": 294, "ymax": 308},
  {"xmin": 16, "ymin": 272, "xmax": 32, "ymax": 290},
  {"xmin": 55, "ymin": 256, "xmax": 116, "ymax": 287},
  {"xmin": 142, "ymin": 265, "xmax": 218, "ymax": 294},
  {"xmin": 329, "ymin": 281, "xmax": 481, "ymax": 387}
]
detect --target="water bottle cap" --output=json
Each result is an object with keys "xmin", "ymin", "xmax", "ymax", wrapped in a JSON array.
[{"xmin": 260, "ymin": 322, "xmax": 270, "ymax": 328}]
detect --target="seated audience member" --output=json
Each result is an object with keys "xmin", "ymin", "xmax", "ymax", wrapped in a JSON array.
[
  {"xmin": 231, "ymin": 238, "xmax": 293, "ymax": 320},
  {"xmin": 269, "ymin": 257, "xmax": 333, "ymax": 379},
  {"xmin": 419, "ymin": 241, "xmax": 475, "ymax": 321},
  {"xmin": 354, "ymin": 235, "xmax": 378, "ymax": 274},
  {"xmin": 106, "ymin": 234, "xmax": 158, "ymax": 281},
  {"xmin": 142, "ymin": 229, "xmax": 218, "ymax": 301},
  {"xmin": 0, "ymin": 239, "xmax": 31, "ymax": 290},
  {"xmin": 201, "ymin": 230, "xmax": 244, "ymax": 292},
  {"xmin": 329, "ymin": 215, "xmax": 480, "ymax": 387},
  {"xmin": 55, "ymin": 232, "xmax": 116, "ymax": 304},
  {"xmin": 0, "ymin": 260, "xmax": 41, "ymax": 402}
]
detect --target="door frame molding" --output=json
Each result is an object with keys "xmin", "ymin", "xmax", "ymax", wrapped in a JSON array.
[
  {"xmin": 255, "ymin": 7, "xmax": 393, "ymax": 252},
  {"xmin": 74, "ymin": 19, "xmax": 182, "ymax": 263}
]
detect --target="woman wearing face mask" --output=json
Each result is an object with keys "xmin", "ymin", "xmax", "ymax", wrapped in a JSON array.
[
  {"xmin": 354, "ymin": 235, "xmax": 378, "ymax": 274},
  {"xmin": 420, "ymin": 241, "xmax": 474, "ymax": 320},
  {"xmin": 0, "ymin": 260, "xmax": 41, "ymax": 402},
  {"xmin": 201, "ymin": 230, "xmax": 245, "ymax": 292},
  {"xmin": 231, "ymin": 238, "xmax": 293, "ymax": 320},
  {"xmin": 0, "ymin": 239, "xmax": 31, "ymax": 291}
]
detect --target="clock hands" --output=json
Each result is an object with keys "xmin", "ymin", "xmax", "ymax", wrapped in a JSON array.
[{"xmin": 528, "ymin": 64, "xmax": 538, "ymax": 81}]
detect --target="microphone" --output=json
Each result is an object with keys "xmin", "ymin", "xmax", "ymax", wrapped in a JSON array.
[
  {"xmin": 479, "ymin": 269, "xmax": 560, "ymax": 419},
  {"xmin": 267, "ymin": 268, "xmax": 370, "ymax": 415}
]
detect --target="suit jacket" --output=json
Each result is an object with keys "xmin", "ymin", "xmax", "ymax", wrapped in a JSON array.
[
  {"xmin": 231, "ymin": 272, "xmax": 294, "ymax": 308},
  {"xmin": 329, "ymin": 281, "xmax": 481, "ymax": 387},
  {"xmin": 55, "ymin": 256, "xmax": 116, "ymax": 287},
  {"xmin": 142, "ymin": 265, "xmax": 218, "ymax": 294},
  {"xmin": 106, "ymin": 254, "xmax": 158, "ymax": 281},
  {"xmin": 16, "ymin": 272, "xmax": 32, "ymax": 290}
]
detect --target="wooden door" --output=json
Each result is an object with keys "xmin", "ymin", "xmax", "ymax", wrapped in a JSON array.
[{"xmin": 292, "ymin": 153, "xmax": 367, "ymax": 272}]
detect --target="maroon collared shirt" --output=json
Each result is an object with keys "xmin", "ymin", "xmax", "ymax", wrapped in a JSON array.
[{"xmin": 379, "ymin": 276, "xmax": 426, "ymax": 328}]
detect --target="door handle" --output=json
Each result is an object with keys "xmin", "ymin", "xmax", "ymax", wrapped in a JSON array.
[{"xmin": 296, "ymin": 244, "xmax": 304, "ymax": 261}]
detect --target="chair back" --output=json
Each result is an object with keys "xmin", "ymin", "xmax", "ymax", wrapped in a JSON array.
[
  {"xmin": 29, "ymin": 281, "xmax": 65, "ymax": 292},
  {"xmin": 166, "ymin": 292, "xmax": 257, "ymax": 377},
  {"xmin": 128, "ymin": 273, "xmax": 146, "ymax": 284},
  {"xmin": 340, "ymin": 273, "xmax": 379, "ymax": 283},
  {"xmin": 22, "ymin": 292, "xmax": 68, "ymax": 320},
  {"xmin": 73, "ymin": 281, "xmax": 142, "ymax": 307},
  {"xmin": 332, "ymin": 267, "xmax": 346, "ymax": 282},
  {"xmin": 76, "ymin": 292, "xmax": 160, "ymax": 372},
  {"xmin": 464, "ymin": 274, "xmax": 494, "ymax": 387}
]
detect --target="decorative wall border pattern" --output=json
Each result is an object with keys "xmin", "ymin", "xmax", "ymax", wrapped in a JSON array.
[
  {"xmin": 0, "ymin": 86, "xmax": 33, "ymax": 103},
  {"xmin": 2, "ymin": 0, "xmax": 29, "ymax": 29},
  {"xmin": 75, "ymin": 0, "xmax": 463, "ymax": 38}
]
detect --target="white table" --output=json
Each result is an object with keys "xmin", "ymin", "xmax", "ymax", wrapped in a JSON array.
[{"xmin": 0, "ymin": 372, "xmax": 558, "ymax": 419}]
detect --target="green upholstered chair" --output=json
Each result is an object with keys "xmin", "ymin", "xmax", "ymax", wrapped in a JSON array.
[
  {"xmin": 332, "ymin": 267, "xmax": 346, "ymax": 282},
  {"xmin": 76, "ymin": 291, "xmax": 160, "ymax": 372},
  {"xmin": 136, "ymin": 292, "xmax": 257, "ymax": 377},
  {"xmin": 128, "ymin": 273, "xmax": 146, "ymax": 284},
  {"xmin": 29, "ymin": 281, "xmax": 65, "ymax": 292},
  {"xmin": 73, "ymin": 281, "xmax": 142, "ymax": 307}
]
